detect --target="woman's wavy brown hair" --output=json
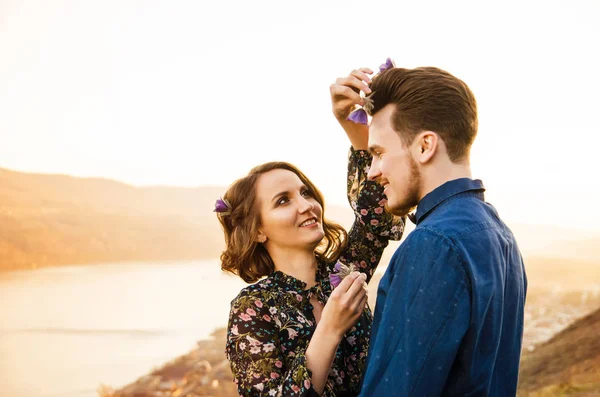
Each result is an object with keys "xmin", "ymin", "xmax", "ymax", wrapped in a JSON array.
[{"xmin": 217, "ymin": 162, "xmax": 347, "ymax": 283}]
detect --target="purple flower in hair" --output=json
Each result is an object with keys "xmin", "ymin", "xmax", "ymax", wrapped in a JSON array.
[
  {"xmin": 329, "ymin": 260, "xmax": 357, "ymax": 289},
  {"xmin": 346, "ymin": 57, "xmax": 394, "ymax": 125},
  {"xmin": 214, "ymin": 197, "xmax": 232, "ymax": 215},
  {"xmin": 346, "ymin": 91, "xmax": 375, "ymax": 125},
  {"xmin": 379, "ymin": 57, "xmax": 395, "ymax": 72},
  {"xmin": 347, "ymin": 108, "xmax": 368, "ymax": 125}
]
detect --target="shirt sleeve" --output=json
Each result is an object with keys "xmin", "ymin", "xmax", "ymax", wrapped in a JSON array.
[
  {"xmin": 226, "ymin": 289, "xmax": 319, "ymax": 397},
  {"xmin": 362, "ymin": 230, "xmax": 471, "ymax": 396},
  {"xmin": 341, "ymin": 147, "xmax": 405, "ymax": 283}
]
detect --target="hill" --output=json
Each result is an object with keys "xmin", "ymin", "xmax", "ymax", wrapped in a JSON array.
[
  {"xmin": 518, "ymin": 307, "xmax": 600, "ymax": 396},
  {"xmin": 0, "ymin": 167, "xmax": 227, "ymax": 272}
]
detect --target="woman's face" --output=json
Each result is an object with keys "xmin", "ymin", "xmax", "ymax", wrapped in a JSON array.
[{"xmin": 255, "ymin": 169, "xmax": 325, "ymax": 251}]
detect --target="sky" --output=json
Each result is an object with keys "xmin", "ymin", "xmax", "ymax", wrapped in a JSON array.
[{"xmin": 1, "ymin": 0, "xmax": 599, "ymax": 231}]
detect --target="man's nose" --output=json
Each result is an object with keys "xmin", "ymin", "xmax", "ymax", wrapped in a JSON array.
[{"xmin": 367, "ymin": 159, "xmax": 381, "ymax": 181}]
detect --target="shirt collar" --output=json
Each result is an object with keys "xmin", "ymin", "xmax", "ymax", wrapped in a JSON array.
[
  {"xmin": 271, "ymin": 270, "xmax": 309, "ymax": 291},
  {"xmin": 415, "ymin": 178, "xmax": 485, "ymax": 224}
]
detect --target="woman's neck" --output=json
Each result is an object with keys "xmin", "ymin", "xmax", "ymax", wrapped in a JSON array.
[{"xmin": 270, "ymin": 248, "xmax": 318, "ymax": 289}]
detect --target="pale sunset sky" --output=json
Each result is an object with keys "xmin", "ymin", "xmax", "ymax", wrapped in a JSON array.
[{"xmin": 1, "ymin": 0, "xmax": 599, "ymax": 231}]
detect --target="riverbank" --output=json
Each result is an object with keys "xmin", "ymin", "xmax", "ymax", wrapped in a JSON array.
[{"xmin": 99, "ymin": 328, "xmax": 238, "ymax": 397}]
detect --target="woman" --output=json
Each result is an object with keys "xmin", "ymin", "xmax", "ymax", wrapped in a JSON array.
[{"xmin": 217, "ymin": 66, "xmax": 404, "ymax": 396}]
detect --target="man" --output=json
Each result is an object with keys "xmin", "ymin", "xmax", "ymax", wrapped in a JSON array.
[{"xmin": 331, "ymin": 65, "xmax": 527, "ymax": 396}]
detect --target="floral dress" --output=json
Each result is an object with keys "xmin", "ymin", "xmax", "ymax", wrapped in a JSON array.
[{"xmin": 226, "ymin": 148, "xmax": 405, "ymax": 397}]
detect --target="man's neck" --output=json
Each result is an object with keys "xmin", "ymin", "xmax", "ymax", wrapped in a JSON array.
[{"xmin": 419, "ymin": 162, "xmax": 473, "ymax": 201}]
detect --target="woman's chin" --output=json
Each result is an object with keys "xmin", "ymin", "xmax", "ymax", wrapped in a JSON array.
[{"xmin": 306, "ymin": 230, "xmax": 326, "ymax": 248}]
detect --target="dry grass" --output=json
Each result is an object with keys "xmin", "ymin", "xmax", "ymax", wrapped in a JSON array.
[
  {"xmin": 517, "ymin": 256, "xmax": 600, "ymax": 397},
  {"xmin": 518, "ymin": 307, "xmax": 600, "ymax": 396}
]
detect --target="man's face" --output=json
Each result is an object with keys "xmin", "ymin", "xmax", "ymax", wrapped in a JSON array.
[{"xmin": 367, "ymin": 104, "xmax": 421, "ymax": 217}]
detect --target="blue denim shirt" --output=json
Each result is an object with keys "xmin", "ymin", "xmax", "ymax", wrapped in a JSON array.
[{"xmin": 359, "ymin": 178, "xmax": 527, "ymax": 397}]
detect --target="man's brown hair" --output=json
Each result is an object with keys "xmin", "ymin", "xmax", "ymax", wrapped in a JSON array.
[{"xmin": 368, "ymin": 66, "xmax": 478, "ymax": 162}]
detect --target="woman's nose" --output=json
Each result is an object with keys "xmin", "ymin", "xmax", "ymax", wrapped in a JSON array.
[{"xmin": 298, "ymin": 197, "xmax": 314, "ymax": 213}]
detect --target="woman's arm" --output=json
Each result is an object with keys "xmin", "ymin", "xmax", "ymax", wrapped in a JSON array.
[
  {"xmin": 227, "ymin": 275, "xmax": 367, "ymax": 396},
  {"xmin": 329, "ymin": 67, "xmax": 404, "ymax": 283},
  {"xmin": 339, "ymin": 148, "xmax": 405, "ymax": 284}
]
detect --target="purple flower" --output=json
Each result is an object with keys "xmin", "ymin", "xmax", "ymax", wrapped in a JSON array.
[
  {"xmin": 329, "ymin": 273, "xmax": 343, "ymax": 288},
  {"xmin": 329, "ymin": 260, "xmax": 357, "ymax": 289},
  {"xmin": 346, "ymin": 108, "xmax": 368, "ymax": 125},
  {"xmin": 379, "ymin": 57, "xmax": 395, "ymax": 72},
  {"xmin": 345, "ymin": 64, "xmax": 382, "ymax": 126},
  {"xmin": 214, "ymin": 197, "xmax": 232, "ymax": 214}
]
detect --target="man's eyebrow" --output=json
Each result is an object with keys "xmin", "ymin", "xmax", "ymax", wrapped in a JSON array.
[{"xmin": 368, "ymin": 145, "xmax": 382, "ymax": 154}]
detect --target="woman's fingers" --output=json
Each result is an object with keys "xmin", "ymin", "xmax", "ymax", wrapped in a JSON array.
[
  {"xmin": 334, "ymin": 75, "xmax": 371, "ymax": 95},
  {"xmin": 345, "ymin": 273, "xmax": 367, "ymax": 306},
  {"xmin": 330, "ymin": 84, "xmax": 363, "ymax": 103},
  {"xmin": 333, "ymin": 271, "xmax": 360, "ymax": 294}
]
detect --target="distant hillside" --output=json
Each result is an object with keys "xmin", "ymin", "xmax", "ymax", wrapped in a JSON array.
[
  {"xmin": 509, "ymin": 223, "xmax": 600, "ymax": 264},
  {"xmin": 518, "ymin": 307, "xmax": 600, "ymax": 396},
  {"xmin": 0, "ymin": 168, "xmax": 230, "ymax": 272}
]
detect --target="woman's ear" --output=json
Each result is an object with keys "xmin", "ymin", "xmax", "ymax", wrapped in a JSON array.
[{"xmin": 256, "ymin": 231, "xmax": 267, "ymax": 244}]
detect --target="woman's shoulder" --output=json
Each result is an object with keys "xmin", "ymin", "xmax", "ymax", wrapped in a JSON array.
[{"xmin": 230, "ymin": 276, "xmax": 276, "ymax": 308}]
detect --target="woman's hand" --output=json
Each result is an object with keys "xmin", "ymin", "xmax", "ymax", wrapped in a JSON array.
[
  {"xmin": 320, "ymin": 271, "xmax": 368, "ymax": 338},
  {"xmin": 330, "ymin": 68, "xmax": 373, "ymax": 121},
  {"xmin": 329, "ymin": 68, "xmax": 374, "ymax": 150}
]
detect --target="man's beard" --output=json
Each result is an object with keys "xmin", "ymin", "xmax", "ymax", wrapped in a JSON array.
[{"xmin": 386, "ymin": 154, "xmax": 421, "ymax": 217}]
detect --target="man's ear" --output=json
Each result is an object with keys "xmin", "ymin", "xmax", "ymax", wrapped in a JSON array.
[{"xmin": 413, "ymin": 131, "xmax": 438, "ymax": 164}]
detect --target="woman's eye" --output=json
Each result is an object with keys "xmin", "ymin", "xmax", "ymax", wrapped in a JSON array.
[
  {"xmin": 301, "ymin": 189, "xmax": 312, "ymax": 197},
  {"xmin": 277, "ymin": 196, "xmax": 289, "ymax": 206}
]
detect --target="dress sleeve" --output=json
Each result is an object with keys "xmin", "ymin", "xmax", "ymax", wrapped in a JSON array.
[
  {"xmin": 226, "ymin": 288, "xmax": 320, "ymax": 396},
  {"xmin": 340, "ymin": 148, "xmax": 405, "ymax": 283}
]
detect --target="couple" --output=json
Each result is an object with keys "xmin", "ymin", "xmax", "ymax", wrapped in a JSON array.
[{"xmin": 215, "ymin": 60, "xmax": 527, "ymax": 396}]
